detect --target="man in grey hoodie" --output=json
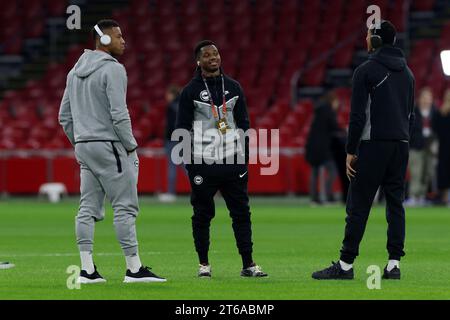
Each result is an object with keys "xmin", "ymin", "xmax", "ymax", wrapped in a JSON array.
[{"xmin": 59, "ymin": 19, "xmax": 165, "ymax": 283}]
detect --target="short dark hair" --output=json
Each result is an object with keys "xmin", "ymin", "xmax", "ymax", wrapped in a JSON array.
[
  {"xmin": 371, "ymin": 20, "xmax": 396, "ymax": 46},
  {"xmin": 167, "ymin": 84, "xmax": 181, "ymax": 96},
  {"xmin": 194, "ymin": 40, "xmax": 217, "ymax": 60},
  {"xmin": 92, "ymin": 19, "xmax": 120, "ymax": 42}
]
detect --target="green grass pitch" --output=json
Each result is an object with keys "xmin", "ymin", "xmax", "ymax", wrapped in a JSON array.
[{"xmin": 0, "ymin": 197, "xmax": 449, "ymax": 300}]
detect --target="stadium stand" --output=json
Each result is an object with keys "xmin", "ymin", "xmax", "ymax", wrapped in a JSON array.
[{"xmin": 1, "ymin": 0, "xmax": 449, "ymax": 194}]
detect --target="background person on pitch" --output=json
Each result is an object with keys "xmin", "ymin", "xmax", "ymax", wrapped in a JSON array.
[
  {"xmin": 59, "ymin": 19, "xmax": 165, "ymax": 284},
  {"xmin": 159, "ymin": 85, "xmax": 181, "ymax": 203},
  {"xmin": 432, "ymin": 89, "xmax": 450, "ymax": 206},
  {"xmin": 305, "ymin": 91, "xmax": 343, "ymax": 205},
  {"xmin": 405, "ymin": 87, "xmax": 437, "ymax": 207},
  {"xmin": 176, "ymin": 40, "xmax": 267, "ymax": 278},
  {"xmin": 312, "ymin": 20, "xmax": 415, "ymax": 280}
]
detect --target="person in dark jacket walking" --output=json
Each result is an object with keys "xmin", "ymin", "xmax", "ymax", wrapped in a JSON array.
[
  {"xmin": 175, "ymin": 40, "xmax": 267, "ymax": 278},
  {"xmin": 312, "ymin": 20, "xmax": 415, "ymax": 280},
  {"xmin": 331, "ymin": 132, "xmax": 351, "ymax": 204},
  {"xmin": 405, "ymin": 87, "xmax": 437, "ymax": 207},
  {"xmin": 305, "ymin": 91, "xmax": 343, "ymax": 204},
  {"xmin": 432, "ymin": 89, "xmax": 450, "ymax": 206},
  {"xmin": 159, "ymin": 85, "xmax": 181, "ymax": 203}
]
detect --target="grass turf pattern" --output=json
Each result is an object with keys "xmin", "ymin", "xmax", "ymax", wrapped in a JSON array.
[{"xmin": 0, "ymin": 198, "xmax": 449, "ymax": 299}]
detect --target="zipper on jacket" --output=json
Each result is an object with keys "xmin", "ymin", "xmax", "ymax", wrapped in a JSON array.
[{"xmin": 372, "ymin": 72, "xmax": 391, "ymax": 92}]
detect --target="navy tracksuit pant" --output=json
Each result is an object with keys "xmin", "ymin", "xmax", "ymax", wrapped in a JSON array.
[
  {"xmin": 186, "ymin": 163, "xmax": 253, "ymax": 261},
  {"xmin": 340, "ymin": 140, "xmax": 409, "ymax": 264}
]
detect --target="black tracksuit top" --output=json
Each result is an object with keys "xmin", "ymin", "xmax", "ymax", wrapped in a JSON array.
[
  {"xmin": 176, "ymin": 68, "xmax": 250, "ymax": 133},
  {"xmin": 346, "ymin": 46, "xmax": 415, "ymax": 155},
  {"xmin": 175, "ymin": 68, "xmax": 250, "ymax": 163}
]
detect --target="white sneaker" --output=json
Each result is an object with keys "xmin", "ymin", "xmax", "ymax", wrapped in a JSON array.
[
  {"xmin": 77, "ymin": 276, "xmax": 107, "ymax": 284},
  {"xmin": 198, "ymin": 264, "xmax": 211, "ymax": 278},
  {"xmin": 0, "ymin": 262, "xmax": 15, "ymax": 270},
  {"xmin": 158, "ymin": 193, "xmax": 176, "ymax": 203},
  {"xmin": 404, "ymin": 198, "xmax": 418, "ymax": 207},
  {"xmin": 241, "ymin": 264, "xmax": 268, "ymax": 277}
]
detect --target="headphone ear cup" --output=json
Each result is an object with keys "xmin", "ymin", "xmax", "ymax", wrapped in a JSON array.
[
  {"xmin": 100, "ymin": 34, "xmax": 111, "ymax": 46},
  {"xmin": 197, "ymin": 61, "xmax": 200, "ymax": 66},
  {"xmin": 371, "ymin": 35, "xmax": 383, "ymax": 49}
]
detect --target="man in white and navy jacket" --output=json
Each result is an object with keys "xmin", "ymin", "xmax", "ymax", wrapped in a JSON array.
[{"xmin": 176, "ymin": 40, "xmax": 267, "ymax": 279}]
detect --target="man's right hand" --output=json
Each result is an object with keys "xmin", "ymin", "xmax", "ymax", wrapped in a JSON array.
[{"xmin": 346, "ymin": 154, "xmax": 358, "ymax": 180}]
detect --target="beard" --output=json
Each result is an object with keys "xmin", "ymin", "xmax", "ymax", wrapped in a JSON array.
[
  {"xmin": 204, "ymin": 64, "xmax": 220, "ymax": 73},
  {"xmin": 112, "ymin": 49, "xmax": 124, "ymax": 57}
]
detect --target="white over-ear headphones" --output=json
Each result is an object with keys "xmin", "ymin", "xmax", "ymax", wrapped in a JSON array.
[
  {"xmin": 197, "ymin": 61, "xmax": 200, "ymax": 66},
  {"xmin": 94, "ymin": 24, "xmax": 111, "ymax": 46}
]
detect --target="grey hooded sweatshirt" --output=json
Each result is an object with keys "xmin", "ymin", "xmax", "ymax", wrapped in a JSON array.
[{"xmin": 59, "ymin": 49, "xmax": 137, "ymax": 152}]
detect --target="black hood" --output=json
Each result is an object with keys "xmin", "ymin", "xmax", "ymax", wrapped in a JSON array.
[{"xmin": 369, "ymin": 46, "xmax": 406, "ymax": 72}]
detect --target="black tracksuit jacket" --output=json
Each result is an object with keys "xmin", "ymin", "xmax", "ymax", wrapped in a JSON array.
[
  {"xmin": 346, "ymin": 46, "xmax": 415, "ymax": 155},
  {"xmin": 175, "ymin": 68, "xmax": 250, "ymax": 164}
]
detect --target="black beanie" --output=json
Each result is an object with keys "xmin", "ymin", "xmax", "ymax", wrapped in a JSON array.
[{"xmin": 372, "ymin": 20, "xmax": 396, "ymax": 45}]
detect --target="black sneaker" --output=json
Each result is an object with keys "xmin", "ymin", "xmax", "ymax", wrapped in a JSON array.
[
  {"xmin": 310, "ymin": 199, "xmax": 323, "ymax": 206},
  {"xmin": 77, "ymin": 265, "xmax": 106, "ymax": 284},
  {"xmin": 382, "ymin": 265, "xmax": 401, "ymax": 280},
  {"xmin": 123, "ymin": 266, "xmax": 167, "ymax": 283},
  {"xmin": 241, "ymin": 264, "xmax": 268, "ymax": 277},
  {"xmin": 312, "ymin": 261, "xmax": 354, "ymax": 280}
]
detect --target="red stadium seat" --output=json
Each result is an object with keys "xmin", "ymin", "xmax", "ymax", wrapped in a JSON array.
[
  {"xmin": 302, "ymin": 63, "xmax": 327, "ymax": 87},
  {"xmin": 207, "ymin": 0, "xmax": 226, "ymax": 15},
  {"xmin": 412, "ymin": 0, "xmax": 435, "ymax": 11},
  {"xmin": 3, "ymin": 36, "xmax": 23, "ymax": 55},
  {"xmin": 25, "ymin": 18, "xmax": 45, "ymax": 38},
  {"xmin": 0, "ymin": 0, "xmax": 442, "ymax": 160},
  {"xmin": 23, "ymin": 0, "xmax": 43, "ymax": 20},
  {"xmin": 0, "ymin": 2, "xmax": 18, "ymax": 20},
  {"xmin": 231, "ymin": 0, "xmax": 251, "ymax": 18},
  {"xmin": 332, "ymin": 42, "xmax": 356, "ymax": 68},
  {"xmin": 130, "ymin": 0, "xmax": 150, "ymax": 17},
  {"xmin": 409, "ymin": 62, "xmax": 429, "ymax": 88},
  {"xmin": 46, "ymin": 0, "xmax": 67, "ymax": 17}
]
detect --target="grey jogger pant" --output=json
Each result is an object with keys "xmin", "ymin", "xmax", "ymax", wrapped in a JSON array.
[{"xmin": 74, "ymin": 141, "xmax": 140, "ymax": 256}]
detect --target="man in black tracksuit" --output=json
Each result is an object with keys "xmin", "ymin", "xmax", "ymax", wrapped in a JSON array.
[
  {"xmin": 175, "ymin": 40, "xmax": 267, "ymax": 278},
  {"xmin": 313, "ymin": 21, "xmax": 415, "ymax": 280}
]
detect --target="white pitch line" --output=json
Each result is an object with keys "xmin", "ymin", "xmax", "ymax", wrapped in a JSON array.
[{"xmin": 1, "ymin": 251, "xmax": 220, "ymax": 258}]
